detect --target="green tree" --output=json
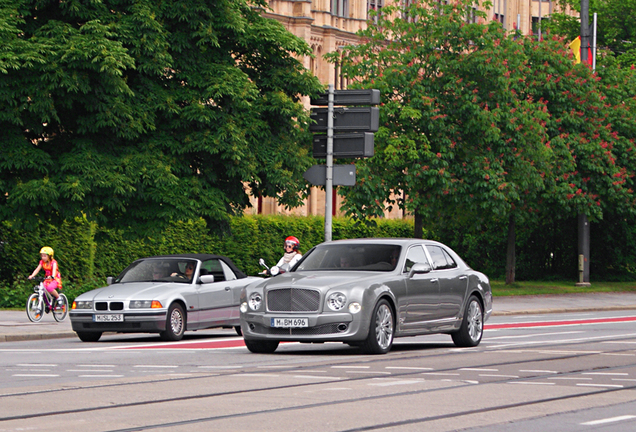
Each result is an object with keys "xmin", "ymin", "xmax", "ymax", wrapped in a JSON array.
[
  {"xmin": 547, "ymin": 0, "xmax": 636, "ymax": 67},
  {"xmin": 329, "ymin": 1, "xmax": 556, "ymax": 282},
  {"xmin": 0, "ymin": 0, "xmax": 322, "ymax": 233}
]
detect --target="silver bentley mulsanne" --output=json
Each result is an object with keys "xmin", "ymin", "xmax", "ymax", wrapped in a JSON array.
[{"xmin": 240, "ymin": 239, "xmax": 492, "ymax": 354}]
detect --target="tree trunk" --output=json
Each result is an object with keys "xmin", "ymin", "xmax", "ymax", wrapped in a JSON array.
[
  {"xmin": 414, "ymin": 209, "xmax": 424, "ymax": 239},
  {"xmin": 505, "ymin": 214, "xmax": 516, "ymax": 284}
]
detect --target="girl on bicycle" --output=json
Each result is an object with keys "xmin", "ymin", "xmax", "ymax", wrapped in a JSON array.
[{"xmin": 28, "ymin": 246, "xmax": 64, "ymax": 307}]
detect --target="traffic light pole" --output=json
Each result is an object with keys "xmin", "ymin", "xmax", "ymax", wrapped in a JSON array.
[
  {"xmin": 325, "ymin": 84, "xmax": 334, "ymax": 241},
  {"xmin": 577, "ymin": 0, "xmax": 591, "ymax": 286}
]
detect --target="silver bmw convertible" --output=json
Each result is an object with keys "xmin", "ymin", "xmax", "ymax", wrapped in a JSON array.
[
  {"xmin": 240, "ymin": 238, "xmax": 492, "ymax": 354},
  {"xmin": 70, "ymin": 254, "xmax": 261, "ymax": 342}
]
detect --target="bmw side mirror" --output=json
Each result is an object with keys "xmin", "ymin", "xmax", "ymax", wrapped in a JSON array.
[
  {"xmin": 106, "ymin": 276, "xmax": 113, "ymax": 285},
  {"xmin": 198, "ymin": 275, "xmax": 216, "ymax": 284},
  {"xmin": 409, "ymin": 262, "xmax": 431, "ymax": 278}
]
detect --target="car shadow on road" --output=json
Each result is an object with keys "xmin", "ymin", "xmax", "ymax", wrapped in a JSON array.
[{"xmin": 275, "ymin": 341, "xmax": 456, "ymax": 356}]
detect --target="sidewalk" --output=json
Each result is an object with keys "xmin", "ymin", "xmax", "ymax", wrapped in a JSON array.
[{"xmin": 2, "ymin": 292, "xmax": 636, "ymax": 342}]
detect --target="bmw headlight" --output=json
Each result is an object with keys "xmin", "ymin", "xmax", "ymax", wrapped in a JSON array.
[
  {"xmin": 73, "ymin": 301, "xmax": 93, "ymax": 310},
  {"xmin": 327, "ymin": 292, "xmax": 347, "ymax": 311},
  {"xmin": 129, "ymin": 300, "xmax": 153, "ymax": 309},
  {"xmin": 248, "ymin": 292, "xmax": 263, "ymax": 311}
]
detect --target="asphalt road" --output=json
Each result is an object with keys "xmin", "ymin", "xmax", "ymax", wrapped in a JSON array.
[{"xmin": 2, "ymin": 309, "xmax": 636, "ymax": 431}]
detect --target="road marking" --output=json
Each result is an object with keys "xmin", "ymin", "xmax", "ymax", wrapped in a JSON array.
[
  {"xmin": 76, "ymin": 364, "xmax": 116, "ymax": 367},
  {"xmin": 422, "ymin": 372, "xmax": 460, "ymax": 376},
  {"xmin": 581, "ymin": 415, "xmax": 636, "ymax": 426},
  {"xmin": 369, "ymin": 380, "xmax": 424, "ymax": 387},
  {"xmin": 508, "ymin": 381, "xmax": 555, "ymax": 385},
  {"xmin": 294, "ymin": 375, "xmax": 342, "ymax": 380},
  {"xmin": 549, "ymin": 377, "xmax": 593, "ymax": 380},
  {"xmin": 332, "ymin": 365, "xmax": 370, "ymax": 369},
  {"xmin": 582, "ymin": 372, "xmax": 629, "ymax": 376},
  {"xmin": 519, "ymin": 369, "xmax": 558, "ymax": 374},
  {"xmin": 347, "ymin": 371, "xmax": 391, "ymax": 375},
  {"xmin": 232, "ymin": 373, "xmax": 280, "ymax": 377},
  {"xmin": 459, "ymin": 368, "xmax": 499, "ymax": 371},
  {"xmin": 612, "ymin": 378, "xmax": 636, "ymax": 382},
  {"xmin": 133, "ymin": 365, "xmax": 179, "ymax": 368},
  {"xmin": 479, "ymin": 374, "xmax": 519, "ymax": 378},
  {"xmin": 16, "ymin": 363, "xmax": 57, "ymax": 367},
  {"xmin": 12, "ymin": 374, "xmax": 59, "ymax": 377},
  {"xmin": 198, "ymin": 365, "xmax": 243, "ymax": 369},
  {"xmin": 66, "ymin": 369, "xmax": 113, "ymax": 372},
  {"xmin": 385, "ymin": 366, "xmax": 433, "ymax": 371},
  {"xmin": 78, "ymin": 375, "xmax": 125, "ymax": 378},
  {"xmin": 576, "ymin": 383, "xmax": 624, "ymax": 388}
]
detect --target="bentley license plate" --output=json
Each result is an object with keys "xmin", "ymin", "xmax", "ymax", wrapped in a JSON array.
[
  {"xmin": 93, "ymin": 314, "xmax": 124, "ymax": 322},
  {"xmin": 271, "ymin": 318, "xmax": 308, "ymax": 328}
]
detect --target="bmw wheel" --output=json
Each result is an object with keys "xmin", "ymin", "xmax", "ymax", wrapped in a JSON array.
[
  {"xmin": 160, "ymin": 303, "xmax": 186, "ymax": 341},
  {"xmin": 77, "ymin": 332, "xmax": 102, "ymax": 342}
]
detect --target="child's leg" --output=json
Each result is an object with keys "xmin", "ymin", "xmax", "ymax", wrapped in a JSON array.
[{"xmin": 44, "ymin": 280, "xmax": 60, "ymax": 300}]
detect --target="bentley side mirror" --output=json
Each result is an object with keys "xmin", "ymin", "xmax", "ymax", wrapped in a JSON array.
[{"xmin": 409, "ymin": 262, "xmax": 431, "ymax": 278}]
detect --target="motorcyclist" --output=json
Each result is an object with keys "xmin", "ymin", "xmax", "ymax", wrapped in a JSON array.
[{"xmin": 277, "ymin": 236, "xmax": 302, "ymax": 269}]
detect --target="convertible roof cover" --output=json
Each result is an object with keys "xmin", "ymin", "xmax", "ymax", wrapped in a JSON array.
[{"xmin": 143, "ymin": 254, "xmax": 247, "ymax": 279}]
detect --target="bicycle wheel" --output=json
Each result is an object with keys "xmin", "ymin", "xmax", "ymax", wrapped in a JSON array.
[
  {"xmin": 53, "ymin": 294, "xmax": 69, "ymax": 322},
  {"xmin": 26, "ymin": 294, "xmax": 43, "ymax": 322}
]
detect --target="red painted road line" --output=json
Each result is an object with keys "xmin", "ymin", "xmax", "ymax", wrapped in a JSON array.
[
  {"xmin": 113, "ymin": 316, "xmax": 636, "ymax": 350},
  {"xmin": 485, "ymin": 315, "xmax": 636, "ymax": 330}
]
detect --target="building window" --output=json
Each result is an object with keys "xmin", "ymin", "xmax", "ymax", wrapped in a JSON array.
[
  {"xmin": 532, "ymin": 16, "xmax": 549, "ymax": 38},
  {"xmin": 466, "ymin": 6, "xmax": 477, "ymax": 23},
  {"xmin": 332, "ymin": 0, "xmax": 349, "ymax": 18},
  {"xmin": 368, "ymin": 0, "xmax": 384, "ymax": 22},
  {"xmin": 494, "ymin": 0, "xmax": 505, "ymax": 25}
]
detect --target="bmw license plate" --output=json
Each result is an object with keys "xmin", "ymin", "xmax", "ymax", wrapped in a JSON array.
[
  {"xmin": 93, "ymin": 314, "xmax": 124, "ymax": 322},
  {"xmin": 271, "ymin": 318, "xmax": 308, "ymax": 328}
]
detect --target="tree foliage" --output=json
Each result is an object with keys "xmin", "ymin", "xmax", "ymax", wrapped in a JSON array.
[
  {"xmin": 0, "ymin": 0, "xmax": 323, "ymax": 233},
  {"xmin": 328, "ymin": 0, "xmax": 636, "ymax": 282},
  {"xmin": 547, "ymin": 0, "xmax": 636, "ymax": 68}
]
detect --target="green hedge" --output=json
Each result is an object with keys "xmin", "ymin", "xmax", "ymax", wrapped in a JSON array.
[{"xmin": 0, "ymin": 216, "xmax": 415, "ymax": 308}]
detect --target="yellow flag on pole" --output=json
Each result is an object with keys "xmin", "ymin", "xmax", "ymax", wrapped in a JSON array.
[{"xmin": 568, "ymin": 36, "xmax": 581, "ymax": 64}]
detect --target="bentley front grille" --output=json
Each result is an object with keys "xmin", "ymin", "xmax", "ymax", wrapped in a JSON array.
[{"xmin": 267, "ymin": 288, "xmax": 320, "ymax": 312}]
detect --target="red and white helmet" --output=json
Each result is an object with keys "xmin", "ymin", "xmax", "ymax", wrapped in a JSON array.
[{"xmin": 284, "ymin": 236, "xmax": 300, "ymax": 251}]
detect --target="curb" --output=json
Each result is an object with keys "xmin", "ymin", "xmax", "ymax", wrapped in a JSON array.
[{"xmin": 0, "ymin": 332, "xmax": 77, "ymax": 343}]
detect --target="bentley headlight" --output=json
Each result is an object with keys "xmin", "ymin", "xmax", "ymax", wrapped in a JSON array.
[
  {"xmin": 73, "ymin": 301, "xmax": 93, "ymax": 310},
  {"xmin": 129, "ymin": 300, "xmax": 153, "ymax": 309},
  {"xmin": 348, "ymin": 302, "xmax": 362, "ymax": 314},
  {"xmin": 249, "ymin": 292, "xmax": 263, "ymax": 311},
  {"xmin": 327, "ymin": 292, "xmax": 347, "ymax": 311}
]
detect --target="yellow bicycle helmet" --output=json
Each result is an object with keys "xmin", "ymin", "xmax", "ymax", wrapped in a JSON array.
[{"xmin": 39, "ymin": 246, "xmax": 54, "ymax": 257}]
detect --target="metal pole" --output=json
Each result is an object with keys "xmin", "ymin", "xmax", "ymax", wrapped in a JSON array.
[
  {"xmin": 592, "ymin": 12, "xmax": 597, "ymax": 70},
  {"xmin": 324, "ymin": 84, "xmax": 334, "ymax": 242},
  {"xmin": 577, "ymin": 0, "xmax": 591, "ymax": 286},
  {"xmin": 580, "ymin": 0, "xmax": 589, "ymax": 64},
  {"xmin": 538, "ymin": 0, "xmax": 542, "ymax": 41}
]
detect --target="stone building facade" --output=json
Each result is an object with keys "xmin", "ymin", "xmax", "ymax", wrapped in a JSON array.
[{"xmin": 248, "ymin": 0, "xmax": 578, "ymax": 218}]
